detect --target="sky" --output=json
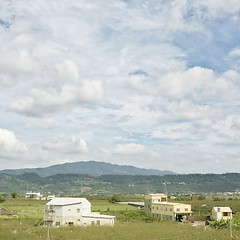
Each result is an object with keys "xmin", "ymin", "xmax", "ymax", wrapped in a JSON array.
[{"xmin": 0, "ymin": 0, "xmax": 240, "ymax": 174}]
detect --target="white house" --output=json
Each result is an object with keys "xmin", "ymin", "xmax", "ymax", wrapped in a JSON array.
[
  {"xmin": 25, "ymin": 192, "xmax": 42, "ymax": 200},
  {"xmin": 212, "ymin": 207, "xmax": 232, "ymax": 221},
  {"xmin": 44, "ymin": 197, "xmax": 115, "ymax": 227}
]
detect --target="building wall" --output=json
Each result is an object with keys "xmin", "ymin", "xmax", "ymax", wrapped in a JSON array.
[
  {"xmin": 144, "ymin": 194, "xmax": 168, "ymax": 216},
  {"xmin": 212, "ymin": 210, "xmax": 232, "ymax": 221},
  {"xmin": 151, "ymin": 204, "xmax": 174, "ymax": 220},
  {"xmin": 82, "ymin": 217, "xmax": 115, "ymax": 226},
  {"xmin": 173, "ymin": 204, "xmax": 191, "ymax": 214},
  {"xmin": 60, "ymin": 203, "xmax": 91, "ymax": 218},
  {"xmin": 144, "ymin": 194, "xmax": 191, "ymax": 221}
]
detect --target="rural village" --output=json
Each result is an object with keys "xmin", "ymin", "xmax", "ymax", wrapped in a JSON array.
[{"xmin": 1, "ymin": 190, "xmax": 239, "ymax": 239}]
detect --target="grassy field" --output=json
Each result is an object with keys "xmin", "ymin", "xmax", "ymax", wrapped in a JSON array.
[
  {"xmin": 0, "ymin": 196, "xmax": 240, "ymax": 240},
  {"xmin": 1, "ymin": 219, "xmax": 240, "ymax": 240}
]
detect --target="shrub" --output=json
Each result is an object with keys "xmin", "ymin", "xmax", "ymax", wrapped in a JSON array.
[
  {"xmin": 209, "ymin": 218, "xmax": 240, "ymax": 229},
  {"xmin": 197, "ymin": 195, "xmax": 206, "ymax": 200},
  {"xmin": 0, "ymin": 195, "xmax": 5, "ymax": 203},
  {"xmin": 108, "ymin": 196, "xmax": 121, "ymax": 203}
]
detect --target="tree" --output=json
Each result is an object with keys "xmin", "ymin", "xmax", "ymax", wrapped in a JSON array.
[
  {"xmin": 197, "ymin": 195, "xmax": 206, "ymax": 200},
  {"xmin": 0, "ymin": 195, "xmax": 5, "ymax": 203},
  {"xmin": 11, "ymin": 192, "xmax": 17, "ymax": 198},
  {"xmin": 108, "ymin": 196, "xmax": 121, "ymax": 203}
]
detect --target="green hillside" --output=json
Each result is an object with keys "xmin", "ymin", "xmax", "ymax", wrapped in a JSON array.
[{"xmin": 0, "ymin": 172, "xmax": 239, "ymax": 195}]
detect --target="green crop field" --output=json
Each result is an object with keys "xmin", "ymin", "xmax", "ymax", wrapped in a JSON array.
[{"xmin": 0, "ymin": 196, "xmax": 240, "ymax": 240}]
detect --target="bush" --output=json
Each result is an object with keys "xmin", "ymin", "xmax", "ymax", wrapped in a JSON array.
[
  {"xmin": 212, "ymin": 196, "xmax": 225, "ymax": 201},
  {"xmin": 108, "ymin": 196, "xmax": 121, "ymax": 203},
  {"xmin": 209, "ymin": 218, "xmax": 240, "ymax": 229},
  {"xmin": 197, "ymin": 195, "xmax": 206, "ymax": 200},
  {"xmin": 0, "ymin": 195, "xmax": 5, "ymax": 203}
]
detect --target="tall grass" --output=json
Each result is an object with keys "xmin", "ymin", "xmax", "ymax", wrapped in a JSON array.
[{"xmin": 0, "ymin": 219, "xmax": 239, "ymax": 240}]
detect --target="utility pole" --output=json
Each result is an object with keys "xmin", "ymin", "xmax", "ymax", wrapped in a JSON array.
[
  {"xmin": 164, "ymin": 182, "xmax": 168, "ymax": 196},
  {"xmin": 47, "ymin": 222, "xmax": 50, "ymax": 240},
  {"xmin": 230, "ymin": 217, "xmax": 233, "ymax": 238}
]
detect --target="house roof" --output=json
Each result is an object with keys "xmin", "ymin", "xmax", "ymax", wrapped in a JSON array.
[
  {"xmin": 212, "ymin": 207, "xmax": 232, "ymax": 212},
  {"xmin": 187, "ymin": 216, "xmax": 211, "ymax": 221},
  {"xmin": 82, "ymin": 213, "xmax": 115, "ymax": 219},
  {"xmin": 152, "ymin": 202, "xmax": 189, "ymax": 206},
  {"xmin": 116, "ymin": 202, "xmax": 144, "ymax": 207},
  {"xmin": 25, "ymin": 192, "xmax": 41, "ymax": 195},
  {"xmin": 46, "ymin": 197, "xmax": 90, "ymax": 206},
  {"xmin": 147, "ymin": 194, "xmax": 167, "ymax": 197}
]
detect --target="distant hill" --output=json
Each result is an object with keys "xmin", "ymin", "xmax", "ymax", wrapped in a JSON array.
[{"xmin": 0, "ymin": 161, "xmax": 175, "ymax": 177}]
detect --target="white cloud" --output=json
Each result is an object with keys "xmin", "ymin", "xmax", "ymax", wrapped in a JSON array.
[
  {"xmin": 57, "ymin": 60, "xmax": 79, "ymax": 82},
  {"xmin": 115, "ymin": 143, "xmax": 149, "ymax": 155},
  {"xmin": 228, "ymin": 47, "xmax": 240, "ymax": 58},
  {"xmin": 10, "ymin": 79, "xmax": 104, "ymax": 117},
  {"xmin": 0, "ymin": 0, "xmax": 240, "ymax": 173},
  {"xmin": 0, "ymin": 128, "xmax": 28, "ymax": 159},
  {"xmin": 42, "ymin": 137, "xmax": 88, "ymax": 154}
]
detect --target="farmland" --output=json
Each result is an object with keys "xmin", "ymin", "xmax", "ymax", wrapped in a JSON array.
[{"xmin": 0, "ymin": 196, "xmax": 240, "ymax": 239}]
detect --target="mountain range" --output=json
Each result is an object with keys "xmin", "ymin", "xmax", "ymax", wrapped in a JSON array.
[{"xmin": 0, "ymin": 161, "xmax": 175, "ymax": 177}]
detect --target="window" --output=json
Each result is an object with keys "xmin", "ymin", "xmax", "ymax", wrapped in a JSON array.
[
  {"xmin": 162, "ymin": 197, "xmax": 167, "ymax": 202},
  {"xmin": 157, "ymin": 207, "xmax": 158, "ymax": 210},
  {"xmin": 153, "ymin": 207, "xmax": 154, "ymax": 210},
  {"xmin": 176, "ymin": 208, "xmax": 180, "ymax": 212},
  {"xmin": 223, "ymin": 212, "xmax": 229, "ymax": 216},
  {"xmin": 77, "ymin": 209, "xmax": 80, "ymax": 213},
  {"xmin": 185, "ymin": 208, "xmax": 188, "ymax": 211},
  {"xmin": 166, "ymin": 208, "xmax": 167, "ymax": 211},
  {"xmin": 97, "ymin": 220, "xmax": 100, "ymax": 225},
  {"xmin": 56, "ymin": 222, "xmax": 60, "ymax": 226},
  {"xmin": 78, "ymin": 219, "xmax": 80, "ymax": 221},
  {"xmin": 91, "ymin": 221, "xmax": 95, "ymax": 226},
  {"xmin": 170, "ymin": 208, "xmax": 172, "ymax": 212},
  {"xmin": 68, "ymin": 209, "xmax": 71, "ymax": 211}
]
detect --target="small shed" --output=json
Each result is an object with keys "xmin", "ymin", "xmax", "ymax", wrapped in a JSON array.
[
  {"xmin": 0, "ymin": 208, "xmax": 14, "ymax": 216},
  {"xmin": 187, "ymin": 215, "xmax": 211, "ymax": 226},
  {"xmin": 212, "ymin": 207, "xmax": 232, "ymax": 221}
]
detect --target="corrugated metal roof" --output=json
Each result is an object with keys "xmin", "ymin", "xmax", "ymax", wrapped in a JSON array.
[
  {"xmin": 82, "ymin": 213, "xmax": 115, "ymax": 219},
  {"xmin": 46, "ymin": 197, "xmax": 90, "ymax": 206}
]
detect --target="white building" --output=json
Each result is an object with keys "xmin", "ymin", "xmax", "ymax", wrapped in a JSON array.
[
  {"xmin": 44, "ymin": 197, "xmax": 115, "ymax": 227},
  {"xmin": 212, "ymin": 207, "xmax": 232, "ymax": 221},
  {"xmin": 25, "ymin": 192, "xmax": 42, "ymax": 200}
]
